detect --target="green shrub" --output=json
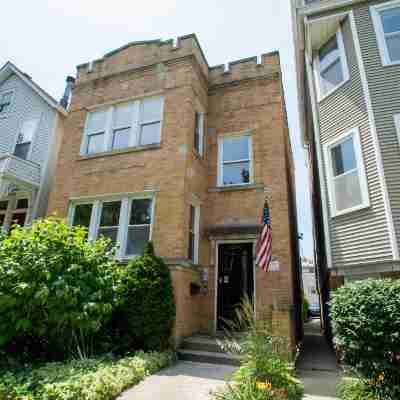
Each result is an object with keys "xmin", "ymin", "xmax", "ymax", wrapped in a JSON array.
[
  {"xmin": 302, "ymin": 292, "xmax": 310, "ymax": 322},
  {"xmin": 0, "ymin": 351, "xmax": 173, "ymax": 400},
  {"xmin": 330, "ymin": 279, "xmax": 400, "ymax": 398},
  {"xmin": 0, "ymin": 218, "xmax": 122, "ymax": 360},
  {"xmin": 216, "ymin": 299, "xmax": 303, "ymax": 400},
  {"xmin": 107, "ymin": 242, "xmax": 175, "ymax": 352},
  {"xmin": 337, "ymin": 377, "xmax": 377, "ymax": 400}
]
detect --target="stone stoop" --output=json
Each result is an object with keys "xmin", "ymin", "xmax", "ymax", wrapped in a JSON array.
[{"xmin": 177, "ymin": 334, "xmax": 241, "ymax": 366}]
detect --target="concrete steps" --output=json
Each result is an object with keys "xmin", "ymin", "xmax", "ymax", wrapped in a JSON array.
[{"xmin": 177, "ymin": 335, "xmax": 241, "ymax": 366}]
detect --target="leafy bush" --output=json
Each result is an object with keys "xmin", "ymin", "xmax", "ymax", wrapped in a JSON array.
[
  {"xmin": 0, "ymin": 350, "xmax": 173, "ymax": 400},
  {"xmin": 106, "ymin": 242, "xmax": 175, "ymax": 352},
  {"xmin": 337, "ymin": 377, "xmax": 377, "ymax": 400},
  {"xmin": 215, "ymin": 299, "xmax": 303, "ymax": 400},
  {"xmin": 330, "ymin": 279, "xmax": 400, "ymax": 399},
  {"xmin": 0, "ymin": 218, "xmax": 122, "ymax": 360}
]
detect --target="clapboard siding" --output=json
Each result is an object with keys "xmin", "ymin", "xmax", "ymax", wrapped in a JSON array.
[
  {"xmin": 316, "ymin": 16, "xmax": 393, "ymax": 267},
  {"xmin": 354, "ymin": 2, "xmax": 400, "ymax": 254}
]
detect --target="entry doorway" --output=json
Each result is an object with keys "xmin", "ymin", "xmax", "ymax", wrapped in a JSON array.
[{"xmin": 216, "ymin": 242, "xmax": 254, "ymax": 330}]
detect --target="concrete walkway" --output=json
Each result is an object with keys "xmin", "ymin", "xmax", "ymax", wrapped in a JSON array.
[
  {"xmin": 117, "ymin": 361, "xmax": 236, "ymax": 400},
  {"xmin": 297, "ymin": 319, "xmax": 341, "ymax": 400}
]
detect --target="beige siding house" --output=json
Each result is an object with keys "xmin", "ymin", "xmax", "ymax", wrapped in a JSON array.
[{"xmin": 292, "ymin": 0, "xmax": 400, "ymax": 332}]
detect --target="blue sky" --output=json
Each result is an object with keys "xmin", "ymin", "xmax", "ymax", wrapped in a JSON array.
[{"xmin": 1, "ymin": 0, "xmax": 313, "ymax": 257}]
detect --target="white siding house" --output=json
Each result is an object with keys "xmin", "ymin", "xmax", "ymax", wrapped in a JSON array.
[{"xmin": 0, "ymin": 62, "xmax": 66, "ymax": 229}]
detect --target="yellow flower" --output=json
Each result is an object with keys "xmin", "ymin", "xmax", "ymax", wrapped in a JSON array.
[
  {"xmin": 256, "ymin": 381, "xmax": 272, "ymax": 390},
  {"xmin": 378, "ymin": 372, "xmax": 385, "ymax": 382}
]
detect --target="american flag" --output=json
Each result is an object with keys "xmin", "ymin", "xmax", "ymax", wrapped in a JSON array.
[{"xmin": 256, "ymin": 201, "xmax": 272, "ymax": 272}]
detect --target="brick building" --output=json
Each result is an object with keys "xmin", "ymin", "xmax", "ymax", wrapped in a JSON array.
[{"xmin": 47, "ymin": 34, "xmax": 302, "ymax": 346}]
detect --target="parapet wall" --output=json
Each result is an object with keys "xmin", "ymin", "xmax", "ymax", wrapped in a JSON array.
[{"xmin": 75, "ymin": 34, "xmax": 281, "ymax": 88}]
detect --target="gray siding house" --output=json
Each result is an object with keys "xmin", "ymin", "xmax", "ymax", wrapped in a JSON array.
[
  {"xmin": 292, "ymin": 0, "xmax": 400, "ymax": 331},
  {"xmin": 0, "ymin": 62, "xmax": 66, "ymax": 229}
]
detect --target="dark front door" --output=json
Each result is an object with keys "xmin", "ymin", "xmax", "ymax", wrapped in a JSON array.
[{"xmin": 217, "ymin": 243, "xmax": 254, "ymax": 330}]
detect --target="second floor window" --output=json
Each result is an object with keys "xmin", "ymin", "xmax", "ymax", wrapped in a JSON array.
[
  {"xmin": 314, "ymin": 29, "xmax": 349, "ymax": 100},
  {"xmin": 81, "ymin": 96, "xmax": 163, "ymax": 156},
  {"xmin": 372, "ymin": 2, "xmax": 400, "ymax": 65},
  {"xmin": 0, "ymin": 91, "xmax": 13, "ymax": 114},
  {"xmin": 218, "ymin": 134, "xmax": 252, "ymax": 186},
  {"xmin": 324, "ymin": 128, "xmax": 369, "ymax": 216},
  {"xmin": 14, "ymin": 119, "xmax": 38, "ymax": 160}
]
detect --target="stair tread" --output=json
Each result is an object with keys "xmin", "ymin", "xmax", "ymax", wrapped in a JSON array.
[{"xmin": 178, "ymin": 349, "xmax": 241, "ymax": 360}]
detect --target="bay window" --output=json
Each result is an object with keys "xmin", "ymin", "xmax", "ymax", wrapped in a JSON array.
[
  {"xmin": 70, "ymin": 195, "xmax": 154, "ymax": 258},
  {"xmin": 372, "ymin": 1, "xmax": 400, "ymax": 65},
  {"xmin": 314, "ymin": 28, "xmax": 349, "ymax": 100},
  {"xmin": 81, "ymin": 96, "xmax": 163, "ymax": 156},
  {"xmin": 324, "ymin": 128, "xmax": 369, "ymax": 216}
]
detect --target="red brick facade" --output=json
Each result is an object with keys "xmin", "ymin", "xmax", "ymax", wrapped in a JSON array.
[{"xmin": 47, "ymin": 35, "xmax": 301, "ymax": 346}]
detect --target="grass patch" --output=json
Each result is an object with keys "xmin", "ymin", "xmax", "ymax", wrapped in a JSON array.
[{"xmin": 0, "ymin": 351, "xmax": 173, "ymax": 400}]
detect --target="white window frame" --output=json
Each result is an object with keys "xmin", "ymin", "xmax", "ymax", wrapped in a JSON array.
[
  {"xmin": 313, "ymin": 28, "xmax": 350, "ymax": 102},
  {"xmin": 194, "ymin": 111, "xmax": 205, "ymax": 157},
  {"xmin": 323, "ymin": 127, "xmax": 370, "ymax": 217},
  {"xmin": 188, "ymin": 203, "xmax": 200, "ymax": 264},
  {"xmin": 69, "ymin": 193, "xmax": 155, "ymax": 259},
  {"xmin": 371, "ymin": 0, "xmax": 400, "ymax": 67},
  {"xmin": 80, "ymin": 96, "xmax": 164, "ymax": 156},
  {"xmin": 217, "ymin": 132, "xmax": 253, "ymax": 187},
  {"xmin": 13, "ymin": 117, "xmax": 40, "ymax": 161},
  {"xmin": 0, "ymin": 90, "xmax": 14, "ymax": 117}
]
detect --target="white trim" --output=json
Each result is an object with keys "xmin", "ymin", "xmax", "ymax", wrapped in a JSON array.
[
  {"xmin": 371, "ymin": 0, "xmax": 400, "ymax": 67},
  {"xmin": 68, "ymin": 192, "xmax": 155, "ymax": 259},
  {"xmin": 214, "ymin": 240, "xmax": 256, "ymax": 333},
  {"xmin": 313, "ymin": 27, "xmax": 350, "ymax": 102},
  {"xmin": 349, "ymin": 10, "xmax": 399, "ymax": 259},
  {"xmin": 323, "ymin": 127, "xmax": 370, "ymax": 217},
  {"xmin": 217, "ymin": 132, "xmax": 253, "ymax": 187}
]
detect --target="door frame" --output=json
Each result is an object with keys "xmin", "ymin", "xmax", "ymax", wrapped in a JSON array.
[{"xmin": 214, "ymin": 239, "xmax": 257, "ymax": 332}]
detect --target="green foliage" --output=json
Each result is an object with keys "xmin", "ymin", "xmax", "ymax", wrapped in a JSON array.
[
  {"xmin": 106, "ymin": 242, "xmax": 175, "ymax": 352},
  {"xmin": 216, "ymin": 298, "xmax": 303, "ymax": 400},
  {"xmin": 337, "ymin": 377, "xmax": 378, "ymax": 400},
  {"xmin": 302, "ymin": 292, "xmax": 309, "ymax": 322},
  {"xmin": 0, "ymin": 218, "xmax": 123, "ymax": 359},
  {"xmin": 0, "ymin": 351, "xmax": 173, "ymax": 400},
  {"xmin": 330, "ymin": 279, "xmax": 400, "ymax": 398}
]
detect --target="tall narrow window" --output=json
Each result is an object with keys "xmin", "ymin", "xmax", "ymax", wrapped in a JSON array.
[
  {"xmin": 219, "ymin": 135, "xmax": 252, "ymax": 186},
  {"xmin": 14, "ymin": 119, "xmax": 38, "ymax": 160},
  {"xmin": 126, "ymin": 198, "xmax": 152, "ymax": 256},
  {"xmin": 372, "ymin": 2, "xmax": 400, "ymax": 65},
  {"xmin": 0, "ymin": 91, "xmax": 12, "ymax": 114},
  {"xmin": 86, "ymin": 109, "xmax": 107, "ymax": 154},
  {"xmin": 139, "ymin": 97, "xmax": 163, "ymax": 146},
  {"xmin": 194, "ymin": 112, "xmax": 204, "ymax": 156},
  {"xmin": 112, "ymin": 103, "xmax": 133, "ymax": 150},
  {"xmin": 324, "ymin": 129, "xmax": 369, "ymax": 216},
  {"xmin": 98, "ymin": 201, "xmax": 121, "ymax": 247},
  {"xmin": 188, "ymin": 205, "xmax": 199, "ymax": 263},
  {"xmin": 315, "ymin": 29, "xmax": 349, "ymax": 100}
]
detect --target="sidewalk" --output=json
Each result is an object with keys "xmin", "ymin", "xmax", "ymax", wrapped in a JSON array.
[
  {"xmin": 117, "ymin": 361, "xmax": 236, "ymax": 400},
  {"xmin": 297, "ymin": 319, "xmax": 341, "ymax": 400}
]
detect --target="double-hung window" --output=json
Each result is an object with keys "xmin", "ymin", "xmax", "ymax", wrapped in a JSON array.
[
  {"xmin": 0, "ymin": 91, "xmax": 13, "ymax": 114},
  {"xmin": 70, "ymin": 196, "xmax": 154, "ymax": 258},
  {"xmin": 81, "ymin": 96, "xmax": 163, "ymax": 156},
  {"xmin": 371, "ymin": 1, "xmax": 400, "ymax": 65},
  {"xmin": 194, "ymin": 111, "xmax": 205, "ymax": 156},
  {"xmin": 314, "ymin": 29, "xmax": 349, "ymax": 100},
  {"xmin": 324, "ymin": 128, "xmax": 369, "ymax": 216},
  {"xmin": 218, "ymin": 134, "xmax": 252, "ymax": 186},
  {"xmin": 188, "ymin": 204, "xmax": 200, "ymax": 263},
  {"xmin": 14, "ymin": 119, "xmax": 38, "ymax": 160}
]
